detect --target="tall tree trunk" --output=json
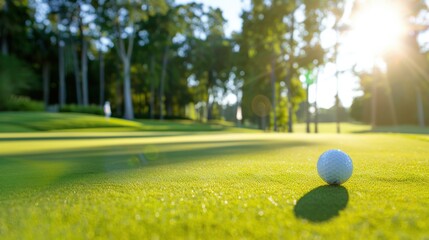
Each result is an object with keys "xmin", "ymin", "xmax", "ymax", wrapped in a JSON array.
[
  {"xmin": 165, "ymin": 71, "xmax": 174, "ymax": 116},
  {"xmin": 1, "ymin": 1, "xmax": 8, "ymax": 56},
  {"xmin": 287, "ymin": 92, "xmax": 293, "ymax": 133},
  {"xmin": 116, "ymin": 74, "xmax": 122, "ymax": 116},
  {"xmin": 206, "ymin": 69, "xmax": 214, "ymax": 120},
  {"xmin": 314, "ymin": 76, "xmax": 319, "ymax": 133},
  {"xmin": 58, "ymin": 37, "xmax": 66, "ymax": 107},
  {"xmin": 286, "ymin": 9, "xmax": 296, "ymax": 133},
  {"xmin": 271, "ymin": 58, "xmax": 277, "ymax": 132},
  {"xmin": 416, "ymin": 87, "xmax": 425, "ymax": 127},
  {"xmin": 115, "ymin": 21, "xmax": 136, "ymax": 120},
  {"xmin": 306, "ymin": 84, "xmax": 310, "ymax": 133},
  {"xmin": 138, "ymin": 86, "xmax": 142, "ymax": 117},
  {"xmin": 42, "ymin": 62, "xmax": 50, "ymax": 108},
  {"xmin": 335, "ymin": 93, "xmax": 341, "ymax": 132},
  {"xmin": 81, "ymin": 39, "xmax": 89, "ymax": 106},
  {"xmin": 77, "ymin": 3, "xmax": 89, "ymax": 106},
  {"xmin": 1, "ymin": 32, "xmax": 7, "ymax": 55},
  {"xmin": 123, "ymin": 58, "xmax": 134, "ymax": 119},
  {"xmin": 371, "ymin": 72, "xmax": 377, "ymax": 129},
  {"xmin": 206, "ymin": 88, "xmax": 211, "ymax": 120},
  {"xmin": 286, "ymin": 70, "xmax": 294, "ymax": 133},
  {"xmin": 381, "ymin": 70, "xmax": 398, "ymax": 126},
  {"xmin": 335, "ymin": 42, "xmax": 341, "ymax": 134},
  {"xmin": 72, "ymin": 41, "xmax": 82, "ymax": 105},
  {"xmin": 159, "ymin": 45, "xmax": 169, "ymax": 120},
  {"xmin": 277, "ymin": 80, "xmax": 283, "ymax": 131},
  {"xmin": 99, "ymin": 50, "xmax": 105, "ymax": 106},
  {"xmin": 149, "ymin": 55, "xmax": 155, "ymax": 119},
  {"xmin": 166, "ymin": 93, "xmax": 173, "ymax": 116},
  {"xmin": 261, "ymin": 115, "xmax": 267, "ymax": 131}
]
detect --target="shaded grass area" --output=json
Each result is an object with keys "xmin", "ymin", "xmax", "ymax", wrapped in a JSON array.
[
  {"xmin": 294, "ymin": 185, "xmax": 349, "ymax": 222},
  {"xmin": 0, "ymin": 132, "xmax": 429, "ymax": 238},
  {"xmin": 0, "ymin": 123, "xmax": 35, "ymax": 132}
]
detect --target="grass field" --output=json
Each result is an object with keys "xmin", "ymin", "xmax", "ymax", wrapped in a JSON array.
[
  {"xmin": 0, "ymin": 112, "xmax": 259, "ymax": 133},
  {"xmin": 1, "ymin": 133, "xmax": 429, "ymax": 238},
  {"xmin": 0, "ymin": 113, "xmax": 429, "ymax": 239}
]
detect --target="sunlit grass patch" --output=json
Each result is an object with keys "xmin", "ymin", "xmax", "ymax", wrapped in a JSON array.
[
  {"xmin": 0, "ymin": 132, "xmax": 428, "ymax": 238},
  {"xmin": 0, "ymin": 112, "xmax": 258, "ymax": 132}
]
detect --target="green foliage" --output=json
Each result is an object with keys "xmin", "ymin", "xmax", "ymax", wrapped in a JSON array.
[
  {"xmin": 350, "ymin": 95, "xmax": 364, "ymax": 122},
  {"xmin": 1, "ymin": 95, "xmax": 44, "ymax": 111},
  {"xmin": 183, "ymin": 6, "xmax": 233, "ymax": 120},
  {"xmin": 275, "ymin": 96, "xmax": 289, "ymax": 131},
  {"xmin": 59, "ymin": 104, "xmax": 104, "ymax": 116},
  {"xmin": 237, "ymin": 0, "xmax": 341, "ymax": 129},
  {"xmin": 1, "ymin": 0, "xmax": 348, "ymax": 126},
  {"xmin": 384, "ymin": 34, "xmax": 429, "ymax": 125},
  {"xmin": 0, "ymin": 55, "xmax": 36, "ymax": 105}
]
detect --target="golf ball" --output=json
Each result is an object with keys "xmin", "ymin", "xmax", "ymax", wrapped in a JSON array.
[{"xmin": 317, "ymin": 149, "xmax": 353, "ymax": 185}]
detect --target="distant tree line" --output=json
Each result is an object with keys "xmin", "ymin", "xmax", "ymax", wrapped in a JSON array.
[
  {"xmin": 1, "ymin": 0, "xmax": 428, "ymax": 129},
  {"xmin": 350, "ymin": 0, "xmax": 429, "ymax": 127}
]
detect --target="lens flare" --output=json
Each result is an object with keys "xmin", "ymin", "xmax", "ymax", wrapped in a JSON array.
[
  {"xmin": 251, "ymin": 95, "xmax": 271, "ymax": 117},
  {"xmin": 345, "ymin": 0, "xmax": 407, "ymax": 64}
]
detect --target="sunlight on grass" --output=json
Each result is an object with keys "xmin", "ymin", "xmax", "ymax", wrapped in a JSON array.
[
  {"xmin": 0, "ymin": 132, "xmax": 429, "ymax": 238},
  {"xmin": 0, "ymin": 112, "xmax": 258, "ymax": 133},
  {"xmin": 294, "ymin": 122, "xmax": 371, "ymax": 133}
]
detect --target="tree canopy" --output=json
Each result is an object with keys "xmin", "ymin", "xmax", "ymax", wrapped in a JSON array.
[{"xmin": 1, "ymin": 0, "xmax": 429, "ymax": 128}]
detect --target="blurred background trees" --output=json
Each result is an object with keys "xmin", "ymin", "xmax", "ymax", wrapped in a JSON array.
[
  {"xmin": 349, "ymin": 0, "xmax": 429, "ymax": 127},
  {"xmin": 1, "ymin": 0, "xmax": 429, "ymax": 129}
]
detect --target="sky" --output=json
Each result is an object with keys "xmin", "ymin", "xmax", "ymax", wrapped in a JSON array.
[
  {"xmin": 176, "ymin": 0, "xmax": 251, "ymax": 37},
  {"xmin": 175, "ymin": 0, "xmax": 361, "ymax": 109}
]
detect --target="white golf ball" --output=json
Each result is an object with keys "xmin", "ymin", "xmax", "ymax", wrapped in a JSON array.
[{"xmin": 317, "ymin": 149, "xmax": 353, "ymax": 185}]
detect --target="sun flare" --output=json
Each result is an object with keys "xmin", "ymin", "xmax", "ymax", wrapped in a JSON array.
[{"xmin": 345, "ymin": 0, "xmax": 407, "ymax": 63}]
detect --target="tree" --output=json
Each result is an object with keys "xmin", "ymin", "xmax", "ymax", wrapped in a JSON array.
[
  {"xmin": 76, "ymin": 1, "xmax": 92, "ymax": 106},
  {"xmin": 237, "ymin": 0, "xmax": 335, "ymax": 130},
  {"xmin": 106, "ymin": 0, "xmax": 168, "ymax": 120},
  {"xmin": 28, "ymin": 17, "xmax": 56, "ymax": 108},
  {"xmin": 0, "ymin": 0, "xmax": 9, "ymax": 55},
  {"xmin": 351, "ymin": 0, "xmax": 429, "ymax": 126},
  {"xmin": 184, "ymin": 6, "xmax": 232, "ymax": 121},
  {"xmin": 0, "ymin": 55, "xmax": 36, "ymax": 109},
  {"xmin": 45, "ymin": 0, "xmax": 70, "ymax": 107}
]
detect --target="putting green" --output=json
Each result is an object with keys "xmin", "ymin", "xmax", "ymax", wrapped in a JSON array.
[{"xmin": 0, "ymin": 132, "xmax": 428, "ymax": 239}]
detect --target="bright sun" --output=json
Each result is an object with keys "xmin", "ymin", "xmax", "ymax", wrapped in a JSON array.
[{"xmin": 345, "ymin": 0, "xmax": 407, "ymax": 65}]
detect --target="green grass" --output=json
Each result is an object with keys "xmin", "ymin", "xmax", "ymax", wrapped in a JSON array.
[
  {"xmin": 0, "ymin": 112, "xmax": 143, "ymax": 131},
  {"xmin": 0, "ymin": 131, "xmax": 429, "ymax": 239},
  {"xmin": 293, "ymin": 122, "xmax": 372, "ymax": 133},
  {"xmin": 0, "ymin": 112, "xmax": 257, "ymax": 133},
  {"xmin": 3, "ymin": 112, "xmax": 429, "ymax": 134},
  {"xmin": 136, "ymin": 119, "xmax": 258, "ymax": 132},
  {"xmin": 372, "ymin": 125, "xmax": 429, "ymax": 134},
  {"xmin": 294, "ymin": 122, "xmax": 429, "ymax": 134}
]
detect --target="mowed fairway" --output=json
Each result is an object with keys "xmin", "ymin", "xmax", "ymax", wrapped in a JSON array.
[{"xmin": 0, "ymin": 131, "xmax": 429, "ymax": 239}]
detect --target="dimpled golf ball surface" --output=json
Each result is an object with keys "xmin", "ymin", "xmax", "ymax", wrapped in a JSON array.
[{"xmin": 317, "ymin": 149, "xmax": 353, "ymax": 185}]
